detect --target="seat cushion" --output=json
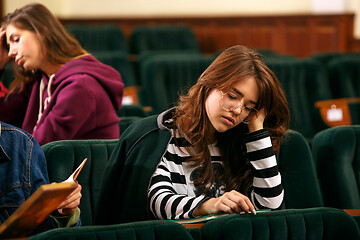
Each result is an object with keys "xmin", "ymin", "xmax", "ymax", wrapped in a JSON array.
[
  {"xmin": 201, "ymin": 208, "xmax": 360, "ymax": 240},
  {"xmin": 29, "ymin": 220, "xmax": 193, "ymax": 240}
]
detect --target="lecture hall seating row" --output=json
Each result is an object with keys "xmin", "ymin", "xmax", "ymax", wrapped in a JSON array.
[
  {"xmin": 134, "ymin": 50, "xmax": 360, "ymax": 142},
  {"xmin": 63, "ymin": 24, "xmax": 360, "ymax": 141},
  {"xmin": 2, "ymin": 24, "xmax": 360, "ymax": 141},
  {"xmin": 59, "ymin": 13, "xmax": 359, "ymax": 57},
  {"xmin": 30, "ymin": 124, "xmax": 360, "ymax": 239},
  {"xmin": 10, "ymin": 21, "xmax": 359, "ymax": 240}
]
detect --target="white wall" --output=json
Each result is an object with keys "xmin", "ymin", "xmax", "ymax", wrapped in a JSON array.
[
  {"xmin": 3, "ymin": 0, "xmax": 360, "ymax": 38},
  {"xmin": 51, "ymin": 0, "xmax": 313, "ymax": 18},
  {"xmin": 4, "ymin": 0, "xmax": 312, "ymax": 18}
]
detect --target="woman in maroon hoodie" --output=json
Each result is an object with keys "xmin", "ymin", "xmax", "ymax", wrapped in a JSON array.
[{"xmin": 0, "ymin": 3, "xmax": 124, "ymax": 145}]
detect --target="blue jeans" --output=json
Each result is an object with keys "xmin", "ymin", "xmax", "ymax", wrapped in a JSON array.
[{"xmin": 0, "ymin": 122, "xmax": 58, "ymax": 233}]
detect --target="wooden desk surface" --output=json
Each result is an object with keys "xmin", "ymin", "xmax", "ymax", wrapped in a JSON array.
[{"xmin": 182, "ymin": 223, "xmax": 205, "ymax": 229}]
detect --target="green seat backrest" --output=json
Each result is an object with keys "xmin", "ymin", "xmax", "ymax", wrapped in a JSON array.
[
  {"xmin": 312, "ymin": 126, "xmax": 360, "ymax": 209},
  {"xmin": 310, "ymin": 52, "xmax": 351, "ymax": 66},
  {"xmin": 139, "ymin": 53, "xmax": 215, "ymax": 114},
  {"xmin": 65, "ymin": 24, "xmax": 128, "ymax": 53},
  {"xmin": 117, "ymin": 105, "xmax": 148, "ymax": 118},
  {"xmin": 28, "ymin": 220, "xmax": 193, "ymax": 240},
  {"xmin": 118, "ymin": 116, "xmax": 143, "ymax": 134},
  {"xmin": 309, "ymin": 52, "xmax": 360, "ymax": 68},
  {"xmin": 327, "ymin": 56, "xmax": 360, "ymax": 98},
  {"xmin": 277, "ymin": 130, "xmax": 324, "ymax": 208},
  {"xmin": 2, "ymin": 64, "xmax": 14, "ymax": 89},
  {"xmin": 201, "ymin": 208, "xmax": 360, "ymax": 240},
  {"xmin": 93, "ymin": 51, "xmax": 137, "ymax": 87},
  {"xmin": 130, "ymin": 25, "xmax": 199, "ymax": 55},
  {"xmin": 266, "ymin": 58, "xmax": 331, "ymax": 141},
  {"xmin": 41, "ymin": 139, "xmax": 118, "ymax": 226}
]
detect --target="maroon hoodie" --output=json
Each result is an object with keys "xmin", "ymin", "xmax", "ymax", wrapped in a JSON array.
[{"xmin": 0, "ymin": 55, "xmax": 124, "ymax": 145}]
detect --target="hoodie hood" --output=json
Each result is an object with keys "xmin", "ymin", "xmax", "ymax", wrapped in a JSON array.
[
  {"xmin": 44, "ymin": 54, "xmax": 123, "ymax": 110},
  {"xmin": 22, "ymin": 54, "xmax": 123, "ymax": 144},
  {"xmin": 157, "ymin": 107, "xmax": 177, "ymax": 131}
]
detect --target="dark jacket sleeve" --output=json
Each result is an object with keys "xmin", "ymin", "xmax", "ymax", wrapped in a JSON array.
[{"xmin": 95, "ymin": 115, "xmax": 172, "ymax": 225}]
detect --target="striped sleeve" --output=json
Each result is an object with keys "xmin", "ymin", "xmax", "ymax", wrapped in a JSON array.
[
  {"xmin": 244, "ymin": 129, "xmax": 284, "ymax": 210},
  {"xmin": 147, "ymin": 138, "xmax": 209, "ymax": 220}
]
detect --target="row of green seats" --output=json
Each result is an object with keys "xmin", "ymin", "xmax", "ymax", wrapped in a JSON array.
[
  {"xmin": 2, "ymin": 46, "xmax": 359, "ymax": 141},
  {"xmin": 34, "ymin": 122, "xmax": 360, "ymax": 239},
  {"xmin": 65, "ymin": 24, "xmax": 200, "ymax": 56},
  {"xmin": 135, "ymin": 51, "xmax": 360, "ymax": 141},
  {"xmin": 136, "ymin": 53, "xmax": 330, "ymax": 141}
]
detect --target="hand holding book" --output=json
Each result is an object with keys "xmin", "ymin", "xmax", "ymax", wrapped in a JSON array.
[
  {"xmin": 56, "ymin": 158, "xmax": 87, "ymax": 215},
  {"xmin": 56, "ymin": 184, "xmax": 82, "ymax": 215},
  {"xmin": 0, "ymin": 158, "xmax": 88, "ymax": 238}
]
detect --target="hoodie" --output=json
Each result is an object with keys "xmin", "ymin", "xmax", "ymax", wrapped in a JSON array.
[{"xmin": 1, "ymin": 55, "xmax": 123, "ymax": 145}]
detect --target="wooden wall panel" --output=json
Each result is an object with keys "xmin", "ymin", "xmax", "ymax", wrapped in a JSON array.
[
  {"xmin": 353, "ymin": 39, "xmax": 360, "ymax": 52},
  {"xmin": 284, "ymin": 20, "xmax": 311, "ymax": 57},
  {"xmin": 60, "ymin": 13, "xmax": 358, "ymax": 58}
]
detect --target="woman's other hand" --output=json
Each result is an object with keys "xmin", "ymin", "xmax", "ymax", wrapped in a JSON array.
[
  {"xmin": 0, "ymin": 28, "xmax": 10, "ymax": 69},
  {"xmin": 194, "ymin": 190, "xmax": 256, "ymax": 216}
]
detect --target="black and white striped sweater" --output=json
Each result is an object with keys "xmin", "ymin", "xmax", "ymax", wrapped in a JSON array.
[{"xmin": 148, "ymin": 115, "xmax": 283, "ymax": 220}]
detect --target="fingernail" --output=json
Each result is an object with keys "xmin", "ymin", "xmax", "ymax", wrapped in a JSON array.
[{"xmin": 251, "ymin": 210, "xmax": 256, "ymax": 215}]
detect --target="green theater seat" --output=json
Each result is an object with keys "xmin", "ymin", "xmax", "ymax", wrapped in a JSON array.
[
  {"xmin": 41, "ymin": 139, "xmax": 118, "ymax": 226},
  {"xmin": 309, "ymin": 52, "xmax": 360, "ymax": 66},
  {"xmin": 130, "ymin": 25, "xmax": 200, "ymax": 55},
  {"xmin": 266, "ymin": 58, "xmax": 332, "ymax": 141},
  {"xmin": 201, "ymin": 208, "xmax": 360, "ymax": 240},
  {"xmin": 1, "ymin": 64, "xmax": 14, "ymax": 89},
  {"xmin": 312, "ymin": 126, "xmax": 360, "ymax": 209},
  {"xmin": 327, "ymin": 56, "xmax": 360, "ymax": 99},
  {"xmin": 28, "ymin": 220, "xmax": 193, "ymax": 240},
  {"xmin": 93, "ymin": 51, "xmax": 138, "ymax": 87},
  {"xmin": 65, "ymin": 24, "xmax": 128, "ymax": 53},
  {"xmin": 119, "ymin": 116, "xmax": 144, "ymax": 134},
  {"xmin": 117, "ymin": 105, "xmax": 149, "ymax": 118},
  {"xmin": 138, "ymin": 53, "xmax": 215, "ymax": 114},
  {"xmin": 277, "ymin": 130, "xmax": 324, "ymax": 209}
]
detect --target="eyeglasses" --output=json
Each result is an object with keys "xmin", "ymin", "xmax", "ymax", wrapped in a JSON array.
[{"xmin": 219, "ymin": 91, "xmax": 259, "ymax": 123}]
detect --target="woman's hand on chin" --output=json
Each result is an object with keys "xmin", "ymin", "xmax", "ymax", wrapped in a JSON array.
[{"xmin": 247, "ymin": 108, "xmax": 266, "ymax": 133}]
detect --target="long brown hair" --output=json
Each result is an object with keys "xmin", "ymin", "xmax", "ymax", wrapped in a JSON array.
[
  {"xmin": 2, "ymin": 3, "xmax": 87, "ymax": 94},
  {"xmin": 174, "ymin": 45, "xmax": 289, "ymax": 195}
]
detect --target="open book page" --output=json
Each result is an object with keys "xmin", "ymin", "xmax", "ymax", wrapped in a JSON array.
[
  {"xmin": 172, "ymin": 209, "xmax": 272, "ymax": 225},
  {"xmin": 171, "ymin": 213, "xmax": 229, "ymax": 224},
  {"xmin": 64, "ymin": 158, "xmax": 87, "ymax": 183},
  {"xmin": 0, "ymin": 158, "xmax": 87, "ymax": 238}
]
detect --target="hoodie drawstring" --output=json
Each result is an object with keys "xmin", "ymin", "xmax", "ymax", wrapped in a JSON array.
[{"xmin": 35, "ymin": 74, "xmax": 55, "ymax": 130}]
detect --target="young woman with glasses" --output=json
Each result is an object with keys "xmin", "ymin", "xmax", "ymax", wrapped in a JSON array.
[{"xmin": 147, "ymin": 45, "xmax": 289, "ymax": 220}]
